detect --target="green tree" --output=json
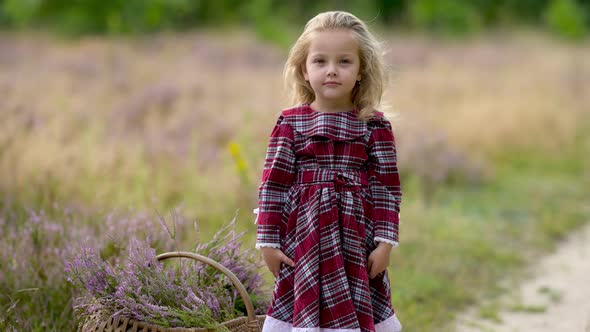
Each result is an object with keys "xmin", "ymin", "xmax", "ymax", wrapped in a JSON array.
[
  {"xmin": 408, "ymin": 0, "xmax": 482, "ymax": 36},
  {"xmin": 545, "ymin": 0, "xmax": 587, "ymax": 40}
]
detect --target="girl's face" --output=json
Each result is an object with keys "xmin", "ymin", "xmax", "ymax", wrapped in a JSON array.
[{"xmin": 302, "ymin": 29, "xmax": 362, "ymax": 109}]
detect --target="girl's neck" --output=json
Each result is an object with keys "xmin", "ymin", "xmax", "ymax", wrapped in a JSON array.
[{"xmin": 309, "ymin": 100, "xmax": 355, "ymax": 113}]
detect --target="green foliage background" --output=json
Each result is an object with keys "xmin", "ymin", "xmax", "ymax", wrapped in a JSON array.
[{"xmin": 1, "ymin": 0, "xmax": 589, "ymax": 41}]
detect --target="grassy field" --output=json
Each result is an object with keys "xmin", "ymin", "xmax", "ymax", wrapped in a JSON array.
[{"xmin": 0, "ymin": 30, "xmax": 589, "ymax": 331}]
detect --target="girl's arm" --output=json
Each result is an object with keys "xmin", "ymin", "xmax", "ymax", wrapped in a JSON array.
[
  {"xmin": 367, "ymin": 117, "xmax": 402, "ymax": 247},
  {"xmin": 256, "ymin": 115, "xmax": 297, "ymax": 250}
]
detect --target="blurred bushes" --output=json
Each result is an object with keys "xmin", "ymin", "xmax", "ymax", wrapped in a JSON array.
[
  {"xmin": 1, "ymin": 0, "xmax": 589, "ymax": 40},
  {"xmin": 545, "ymin": 0, "xmax": 587, "ymax": 40},
  {"xmin": 1, "ymin": 0, "xmax": 204, "ymax": 34},
  {"xmin": 408, "ymin": 0, "xmax": 483, "ymax": 36}
]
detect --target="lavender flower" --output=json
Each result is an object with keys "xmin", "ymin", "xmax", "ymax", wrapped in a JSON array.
[{"xmin": 65, "ymin": 210, "xmax": 270, "ymax": 328}]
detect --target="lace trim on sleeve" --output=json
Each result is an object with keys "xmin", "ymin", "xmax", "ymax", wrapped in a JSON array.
[
  {"xmin": 374, "ymin": 237, "xmax": 399, "ymax": 248},
  {"xmin": 255, "ymin": 242, "xmax": 281, "ymax": 250}
]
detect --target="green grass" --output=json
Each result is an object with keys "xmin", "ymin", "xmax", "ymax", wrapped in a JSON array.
[
  {"xmin": 508, "ymin": 303, "xmax": 547, "ymax": 313},
  {"xmin": 537, "ymin": 286, "xmax": 563, "ymax": 303},
  {"xmin": 1, "ymin": 133, "xmax": 588, "ymax": 331},
  {"xmin": 389, "ymin": 141, "xmax": 590, "ymax": 331}
]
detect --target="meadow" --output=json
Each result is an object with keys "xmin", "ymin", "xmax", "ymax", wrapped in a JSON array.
[{"xmin": 0, "ymin": 29, "xmax": 589, "ymax": 331}]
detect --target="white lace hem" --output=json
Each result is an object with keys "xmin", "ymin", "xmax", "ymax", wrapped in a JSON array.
[
  {"xmin": 374, "ymin": 237, "xmax": 399, "ymax": 248},
  {"xmin": 261, "ymin": 313, "xmax": 402, "ymax": 332}
]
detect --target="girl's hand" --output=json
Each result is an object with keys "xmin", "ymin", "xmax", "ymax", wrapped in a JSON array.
[
  {"xmin": 260, "ymin": 247, "xmax": 295, "ymax": 278},
  {"xmin": 367, "ymin": 242, "xmax": 393, "ymax": 279}
]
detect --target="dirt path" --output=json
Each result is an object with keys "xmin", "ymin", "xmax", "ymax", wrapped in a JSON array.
[{"xmin": 456, "ymin": 223, "xmax": 590, "ymax": 332}]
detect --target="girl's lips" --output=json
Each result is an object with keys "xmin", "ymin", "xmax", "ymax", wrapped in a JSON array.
[{"xmin": 323, "ymin": 82, "xmax": 341, "ymax": 86}]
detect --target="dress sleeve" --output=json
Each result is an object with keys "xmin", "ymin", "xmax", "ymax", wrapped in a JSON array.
[
  {"xmin": 255, "ymin": 115, "xmax": 297, "ymax": 249},
  {"xmin": 367, "ymin": 118, "xmax": 402, "ymax": 247}
]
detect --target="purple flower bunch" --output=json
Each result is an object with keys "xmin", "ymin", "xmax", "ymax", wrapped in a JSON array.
[{"xmin": 65, "ymin": 212, "xmax": 269, "ymax": 329}]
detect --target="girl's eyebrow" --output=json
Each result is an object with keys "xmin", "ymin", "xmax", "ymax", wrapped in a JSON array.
[{"xmin": 309, "ymin": 52, "xmax": 357, "ymax": 57}]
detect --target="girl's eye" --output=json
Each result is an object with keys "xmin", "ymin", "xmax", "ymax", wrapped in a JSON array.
[
  {"xmin": 314, "ymin": 59, "xmax": 324, "ymax": 64},
  {"xmin": 340, "ymin": 59, "xmax": 351, "ymax": 64}
]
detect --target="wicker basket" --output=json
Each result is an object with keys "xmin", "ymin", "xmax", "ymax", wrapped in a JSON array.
[{"xmin": 80, "ymin": 251, "xmax": 266, "ymax": 332}]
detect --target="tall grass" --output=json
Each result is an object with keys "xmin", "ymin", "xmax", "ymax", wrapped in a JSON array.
[{"xmin": 0, "ymin": 30, "xmax": 589, "ymax": 330}]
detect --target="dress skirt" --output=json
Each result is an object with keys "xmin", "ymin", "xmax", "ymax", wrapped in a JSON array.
[{"xmin": 260, "ymin": 169, "xmax": 402, "ymax": 332}]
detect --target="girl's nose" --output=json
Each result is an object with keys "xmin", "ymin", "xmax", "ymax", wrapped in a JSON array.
[{"xmin": 327, "ymin": 62, "xmax": 337, "ymax": 76}]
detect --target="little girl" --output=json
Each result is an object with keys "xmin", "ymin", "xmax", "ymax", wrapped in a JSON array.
[{"xmin": 255, "ymin": 11, "xmax": 403, "ymax": 332}]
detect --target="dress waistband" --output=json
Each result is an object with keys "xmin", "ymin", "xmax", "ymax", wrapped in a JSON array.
[{"xmin": 295, "ymin": 169, "xmax": 369, "ymax": 189}]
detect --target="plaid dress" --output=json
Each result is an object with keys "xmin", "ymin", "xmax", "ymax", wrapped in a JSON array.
[{"xmin": 256, "ymin": 105, "xmax": 402, "ymax": 332}]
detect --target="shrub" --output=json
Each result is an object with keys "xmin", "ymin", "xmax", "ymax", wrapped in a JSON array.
[
  {"xmin": 408, "ymin": 0, "xmax": 483, "ymax": 36},
  {"xmin": 544, "ymin": 0, "xmax": 587, "ymax": 40}
]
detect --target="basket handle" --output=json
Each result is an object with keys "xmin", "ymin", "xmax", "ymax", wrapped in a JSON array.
[{"xmin": 156, "ymin": 251, "xmax": 258, "ymax": 327}]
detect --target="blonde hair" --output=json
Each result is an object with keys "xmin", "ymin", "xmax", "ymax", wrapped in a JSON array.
[{"xmin": 284, "ymin": 11, "xmax": 388, "ymax": 122}]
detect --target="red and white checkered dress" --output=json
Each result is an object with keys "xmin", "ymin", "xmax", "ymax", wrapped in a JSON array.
[{"xmin": 256, "ymin": 105, "xmax": 403, "ymax": 332}]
